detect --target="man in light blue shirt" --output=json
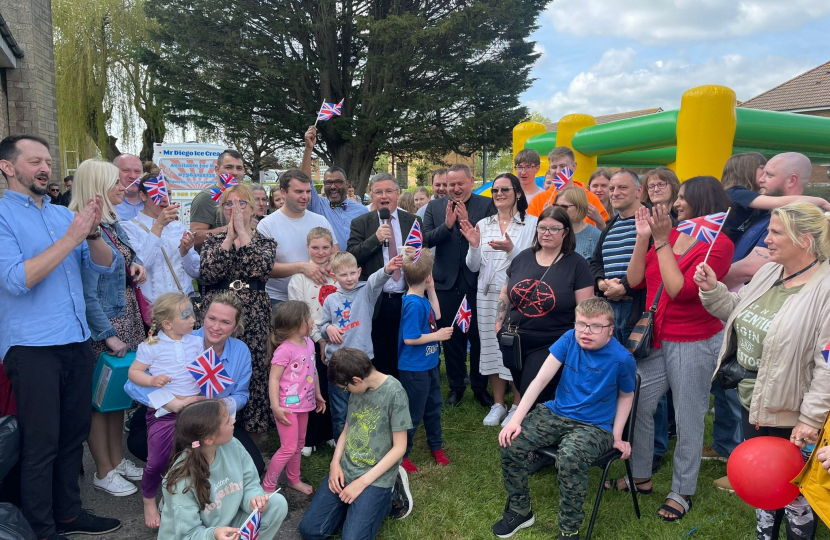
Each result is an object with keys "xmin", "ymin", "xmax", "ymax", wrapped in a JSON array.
[
  {"xmin": 0, "ymin": 135, "xmax": 122, "ymax": 538},
  {"xmin": 113, "ymin": 153, "xmax": 144, "ymax": 220},
  {"xmin": 301, "ymin": 126, "xmax": 368, "ymax": 249}
]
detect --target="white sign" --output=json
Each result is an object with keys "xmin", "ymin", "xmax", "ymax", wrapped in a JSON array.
[{"xmin": 153, "ymin": 142, "xmax": 228, "ymax": 191}]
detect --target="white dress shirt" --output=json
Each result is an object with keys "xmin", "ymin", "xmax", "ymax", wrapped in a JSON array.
[{"xmin": 379, "ymin": 209, "xmax": 406, "ymax": 293}]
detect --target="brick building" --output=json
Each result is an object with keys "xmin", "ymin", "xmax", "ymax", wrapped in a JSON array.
[{"xmin": 0, "ymin": 0, "xmax": 62, "ymax": 191}]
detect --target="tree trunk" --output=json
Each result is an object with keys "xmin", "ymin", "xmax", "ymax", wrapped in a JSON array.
[{"xmin": 139, "ymin": 120, "xmax": 166, "ymax": 162}]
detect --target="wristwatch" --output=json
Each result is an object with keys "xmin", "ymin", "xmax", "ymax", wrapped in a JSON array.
[{"xmin": 86, "ymin": 226, "xmax": 102, "ymax": 240}]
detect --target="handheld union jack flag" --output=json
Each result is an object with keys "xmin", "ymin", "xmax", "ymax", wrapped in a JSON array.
[
  {"xmin": 144, "ymin": 171, "xmax": 169, "ymax": 205},
  {"xmin": 453, "ymin": 295, "xmax": 472, "ymax": 333},
  {"xmin": 209, "ymin": 173, "xmax": 240, "ymax": 202},
  {"xmin": 186, "ymin": 347, "xmax": 234, "ymax": 399},
  {"xmin": 676, "ymin": 212, "xmax": 728, "ymax": 244},
  {"xmin": 823, "ymin": 341, "xmax": 830, "ymax": 366},
  {"xmin": 317, "ymin": 99, "xmax": 344, "ymax": 122},
  {"xmin": 552, "ymin": 167, "xmax": 572, "ymax": 191},
  {"xmin": 405, "ymin": 220, "xmax": 423, "ymax": 261},
  {"xmin": 238, "ymin": 508, "xmax": 260, "ymax": 540}
]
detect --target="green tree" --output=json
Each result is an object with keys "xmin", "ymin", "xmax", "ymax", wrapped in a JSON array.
[
  {"xmin": 54, "ymin": 0, "xmax": 166, "ymax": 161},
  {"xmin": 144, "ymin": 0, "xmax": 550, "ymax": 194}
]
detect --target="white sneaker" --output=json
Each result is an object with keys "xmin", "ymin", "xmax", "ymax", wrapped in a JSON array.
[
  {"xmin": 92, "ymin": 469, "xmax": 138, "ymax": 497},
  {"xmin": 326, "ymin": 439, "xmax": 336, "ymax": 448},
  {"xmin": 116, "ymin": 458, "xmax": 144, "ymax": 481},
  {"xmin": 483, "ymin": 404, "xmax": 508, "ymax": 426},
  {"xmin": 501, "ymin": 404, "xmax": 518, "ymax": 427},
  {"xmin": 301, "ymin": 446, "xmax": 315, "ymax": 457}
]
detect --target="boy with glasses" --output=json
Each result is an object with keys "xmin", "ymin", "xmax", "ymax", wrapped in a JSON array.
[
  {"xmin": 513, "ymin": 149, "xmax": 543, "ymax": 203},
  {"xmin": 493, "ymin": 297, "xmax": 635, "ymax": 540}
]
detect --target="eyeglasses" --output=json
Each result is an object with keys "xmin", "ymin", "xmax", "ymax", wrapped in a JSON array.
[
  {"xmin": 492, "ymin": 187, "xmax": 514, "ymax": 194},
  {"xmin": 515, "ymin": 165, "xmax": 538, "ymax": 172},
  {"xmin": 372, "ymin": 189, "xmax": 397, "ymax": 196},
  {"xmin": 537, "ymin": 226, "xmax": 564, "ymax": 235},
  {"xmin": 575, "ymin": 322, "xmax": 612, "ymax": 334},
  {"xmin": 554, "ymin": 203, "xmax": 575, "ymax": 210},
  {"xmin": 647, "ymin": 181, "xmax": 668, "ymax": 192},
  {"xmin": 223, "ymin": 201, "xmax": 249, "ymax": 209},
  {"xmin": 323, "ymin": 180, "xmax": 345, "ymax": 187}
]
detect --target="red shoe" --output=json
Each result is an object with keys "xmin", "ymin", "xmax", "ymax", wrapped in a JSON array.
[
  {"xmin": 401, "ymin": 458, "xmax": 419, "ymax": 473},
  {"xmin": 431, "ymin": 449, "xmax": 450, "ymax": 466}
]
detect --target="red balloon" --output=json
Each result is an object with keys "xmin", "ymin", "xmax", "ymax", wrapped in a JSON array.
[{"xmin": 727, "ymin": 436, "xmax": 804, "ymax": 510}]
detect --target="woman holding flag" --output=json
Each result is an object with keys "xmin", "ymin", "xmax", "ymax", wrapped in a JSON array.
[
  {"xmin": 612, "ymin": 176, "xmax": 734, "ymax": 522},
  {"xmin": 73, "ymin": 159, "xmax": 149, "ymax": 498},
  {"xmin": 461, "ymin": 173, "xmax": 537, "ymax": 427},
  {"xmin": 697, "ymin": 202, "xmax": 830, "ymax": 540}
]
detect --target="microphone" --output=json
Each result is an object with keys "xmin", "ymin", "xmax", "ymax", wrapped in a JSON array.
[{"xmin": 378, "ymin": 207, "xmax": 391, "ymax": 248}]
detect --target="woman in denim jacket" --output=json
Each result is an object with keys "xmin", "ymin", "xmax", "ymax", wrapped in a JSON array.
[{"xmin": 73, "ymin": 159, "xmax": 148, "ymax": 498}]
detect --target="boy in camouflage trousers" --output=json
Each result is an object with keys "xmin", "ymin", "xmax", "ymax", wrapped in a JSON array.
[{"xmin": 493, "ymin": 298, "xmax": 636, "ymax": 540}]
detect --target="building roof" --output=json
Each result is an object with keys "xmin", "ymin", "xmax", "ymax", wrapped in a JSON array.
[
  {"xmin": 739, "ymin": 61, "xmax": 830, "ymax": 112},
  {"xmin": 545, "ymin": 107, "xmax": 663, "ymax": 131}
]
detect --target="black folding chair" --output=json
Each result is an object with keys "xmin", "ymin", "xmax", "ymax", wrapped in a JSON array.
[{"xmin": 536, "ymin": 373, "xmax": 642, "ymax": 540}]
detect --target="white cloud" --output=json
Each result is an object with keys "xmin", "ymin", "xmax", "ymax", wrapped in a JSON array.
[
  {"xmin": 546, "ymin": 0, "xmax": 830, "ymax": 44},
  {"xmin": 525, "ymin": 49, "xmax": 815, "ymax": 120}
]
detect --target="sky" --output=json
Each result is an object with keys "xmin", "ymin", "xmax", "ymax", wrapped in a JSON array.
[{"xmin": 522, "ymin": 0, "xmax": 830, "ymax": 121}]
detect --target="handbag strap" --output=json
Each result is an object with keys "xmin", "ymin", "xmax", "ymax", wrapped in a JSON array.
[
  {"xmin": 648, "ymin": 238, "xmax": 700, "ymax": 313},
  {"xmin": 507, "ymin": 251, "xmax": 561, "ymax": 330},
  {"xmin": 131, "ymin": 218, "xmax": 185, "ymax": 294}
]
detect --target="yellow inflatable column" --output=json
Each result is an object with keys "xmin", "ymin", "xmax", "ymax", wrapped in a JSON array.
[
  {"xmin": 675, "ymin": 85, "xmax": 736, "ymax": 181},
  {"xmin": 556, "ymin": 114, "xmax": 597, "ymax": 186},
  {"xmin": 513, "ymin": 121, "xmax": 547, "ymax": 173}
]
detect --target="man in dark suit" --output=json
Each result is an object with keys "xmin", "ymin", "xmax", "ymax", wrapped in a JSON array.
[
  {"xmin": 423, "ymin": 164, "xmax": 496, "ymax": 407},
  {"xmin": 347, "ymin": 172, "xmax": 421, "ymax": 379}
]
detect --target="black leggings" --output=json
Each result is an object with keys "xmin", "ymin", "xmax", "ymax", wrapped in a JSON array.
[{"xmin": 508, "ymin": 332, "xmax": 562, "ymax": 405}]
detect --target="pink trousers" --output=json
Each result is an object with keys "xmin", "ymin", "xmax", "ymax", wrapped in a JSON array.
[{"xmin": 262, "ymin": 411, "xmax": 309, "ymax": 492}]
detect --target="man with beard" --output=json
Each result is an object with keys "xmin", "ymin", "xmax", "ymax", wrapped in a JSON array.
[
  {"xmin": 113, "ymin": 154, "xmax": 145, "ymax": 220},
  {"xmin": 257, "ymin": 169, "xmax": 336, "ymax": 307},
  {"xmin": 417, "ymin": 168, "xmax": 449, "ymax": 218},
  {"xmin": 0, "ymin": 135, "xmax": 122, "ymax": 539},
  {"xmin": 301, "ymin": 126, "xmax": 368, "ymax": 250},
  {"xmin": 423, "ymin": 164, "xmax": 496, "ymax": 407},
  {"xmin": 190, "ymin": 149, "xmax": 246, "ymax": 250}
]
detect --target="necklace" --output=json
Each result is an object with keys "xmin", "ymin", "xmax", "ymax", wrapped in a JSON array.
[{"xmin": 774, "ymin": 258, "xmax": 819, "ymax": 287}]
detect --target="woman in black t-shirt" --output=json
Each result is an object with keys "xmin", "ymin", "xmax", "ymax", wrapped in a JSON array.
[{"xmin": 495, "ymin": 206, "xmax": 594, "ymax": 405}]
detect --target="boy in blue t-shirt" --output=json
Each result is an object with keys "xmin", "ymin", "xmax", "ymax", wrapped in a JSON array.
[
  {"xmin": 493, "ymin": 297, "xmax": 636, "ymax": 540},
  {"xmin": 397, "ymin": 248, "xmax": 453, "ymax": 473}
]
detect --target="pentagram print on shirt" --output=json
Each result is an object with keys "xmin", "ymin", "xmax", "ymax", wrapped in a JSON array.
[{"xmin": 510, "ymin": 278, "xmax": 556, "ymax": 317}]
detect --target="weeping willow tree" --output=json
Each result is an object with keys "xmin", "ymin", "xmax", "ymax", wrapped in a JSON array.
[{"xmin": 54, "ymin": 0, "xmax": 167, "ymax": 162}]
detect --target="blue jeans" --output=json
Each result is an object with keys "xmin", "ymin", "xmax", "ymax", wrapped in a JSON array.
[
  {"xmin": 328, "ymin": 383, "xmax": 350, "ymax": 442},
  {"xmin": 298, "ymin": 475, "xmax": 393, "ymax": 540},
  {"xmin": 399, "ymin": 366, "xmax": 443, "ymax": 456},
  {"xmin": 610, "ymin": 300, "xmax": 633, "ymax": 345},
  {"xmin": 653, "ymin": 394, "xmax": 669, "ymax": 457},
  {"xmin": 711, "ymin": 381, "xmax": 743, "ymax": 457}
]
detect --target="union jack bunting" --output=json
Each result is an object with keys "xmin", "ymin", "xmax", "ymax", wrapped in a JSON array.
[
  {"xmin": 317, "ymin": 99, "xmax": 344, "ymax": 122},
  {"xmin": 453, "ymin": 295, "xmax": 472, "ymax": 333},
  {"xmin": 676, "ymin": 212, "xmax": 727, "ymax": 244},
  {"xmin": 238, "ymin": 508, "xmax": 260, "ymax": 540},
  {"xmin": 552, "ymin": 167, "xmax": 572, "ymax": 191},
  {"xmin": 186, "ymin": 347, "xmax": 234, "ymax": 399},
  {"xmin": 209, "ymin": 173, "xmax": 240, "ymax": 202},
  {"xmin": 144, "ymin": 171, "xmax": 169, "ymax": 205}
]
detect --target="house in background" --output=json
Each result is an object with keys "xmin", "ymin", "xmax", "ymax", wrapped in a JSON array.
[{"xmin": 739, "ymin": 61, "xmax": 830, "ymax": 182}]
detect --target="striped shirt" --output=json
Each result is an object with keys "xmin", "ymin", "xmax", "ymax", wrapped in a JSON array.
[{"xmin": 601, "ymin": 216, "xmax": 637, "ymax": 279}]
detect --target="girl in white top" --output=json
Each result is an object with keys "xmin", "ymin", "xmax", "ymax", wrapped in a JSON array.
[
  {"xmin": 128, "ymin": 292, "xmax": 205, "ymax": 529},
  {"xmin": 461, "ymin": 173, "xmax": 537, "ymax": 427},
  {"xmin": 119, "ymin": 176, "xmax": 200, "ymax": 302}
]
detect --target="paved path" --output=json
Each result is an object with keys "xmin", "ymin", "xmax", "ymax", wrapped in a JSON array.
[{"xmin": 80, "ymin": 434, "xmax": 308, "ymax": 539}]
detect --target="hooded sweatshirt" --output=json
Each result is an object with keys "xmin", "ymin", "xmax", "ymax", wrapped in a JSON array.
[{"xmin": 320, "ymin": 267, "xmax": 391, "ymax": 359}]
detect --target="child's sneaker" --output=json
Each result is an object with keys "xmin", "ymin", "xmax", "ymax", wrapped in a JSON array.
[
  {"xmin": 301, "ymin": 446, "xmax": 315, "ymax": 457},
  {"xmin": 389, "ymin": 466, "xmax": 413, "ymax": 520},
  {"xmin": 560, "ymin": 532, "xmax": 579, "ymax": 540},
  {"xmin": 431, "ymin": 449, "xmax": 450, "ymax": 466},
  {"xmin": 401, "ymin": 457, "xmax": 419, "ymax": 473},
  {"xmin": 326, "ymin": 439, "xmax": 336, "ymax": 448},
  {"xmin": 483, "ymin": 404, "xmax": 508, "ymax": 426},
  {"xmin": 492, "ymin": 508, "xmax": 535, "ymax": 538},
  {"xmin": 92, "ymin": 469, "xmax": 138, "ymax": 497},
  {"xmin": 501, "ymin": 404, "xmax": 518, "ymax": 426},
  {"xmin": 115, "ymin": 458, "xmax": 144, "ymax": 481}
]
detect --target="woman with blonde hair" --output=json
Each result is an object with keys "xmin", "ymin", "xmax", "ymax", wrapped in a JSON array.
[
  {"xmin": 697, "ymin": 203, "xmax": 830, "ymax": 540},
  {"xmin": 554, "ymin": 187, "xmax": 601, "ymax": 262},
  {"xmin": 74, "ymin": 159, "xmax": 148, "ymax": 497},
  {"xmin": 199, "ymin": 183, "xmax": 278, "ymax": 445}
]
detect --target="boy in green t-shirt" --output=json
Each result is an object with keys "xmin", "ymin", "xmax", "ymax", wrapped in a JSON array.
[{"xmin": 299, "ymin": 348, "xmax": 414, "ymax": 540}]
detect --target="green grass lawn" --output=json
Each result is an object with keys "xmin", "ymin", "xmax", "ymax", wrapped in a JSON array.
[{"xmin": 286, "ymin": 363, "xmax": 830, "ymax": 540}]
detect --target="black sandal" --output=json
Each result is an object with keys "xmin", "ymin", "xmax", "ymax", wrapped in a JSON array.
[
  {"xmin": 659, "ymin": 492, "xmax": 692, "ymax": 522},
  {"xmin": 604, "ymin": 476, "xmax": 653, "ymax": 494}
]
